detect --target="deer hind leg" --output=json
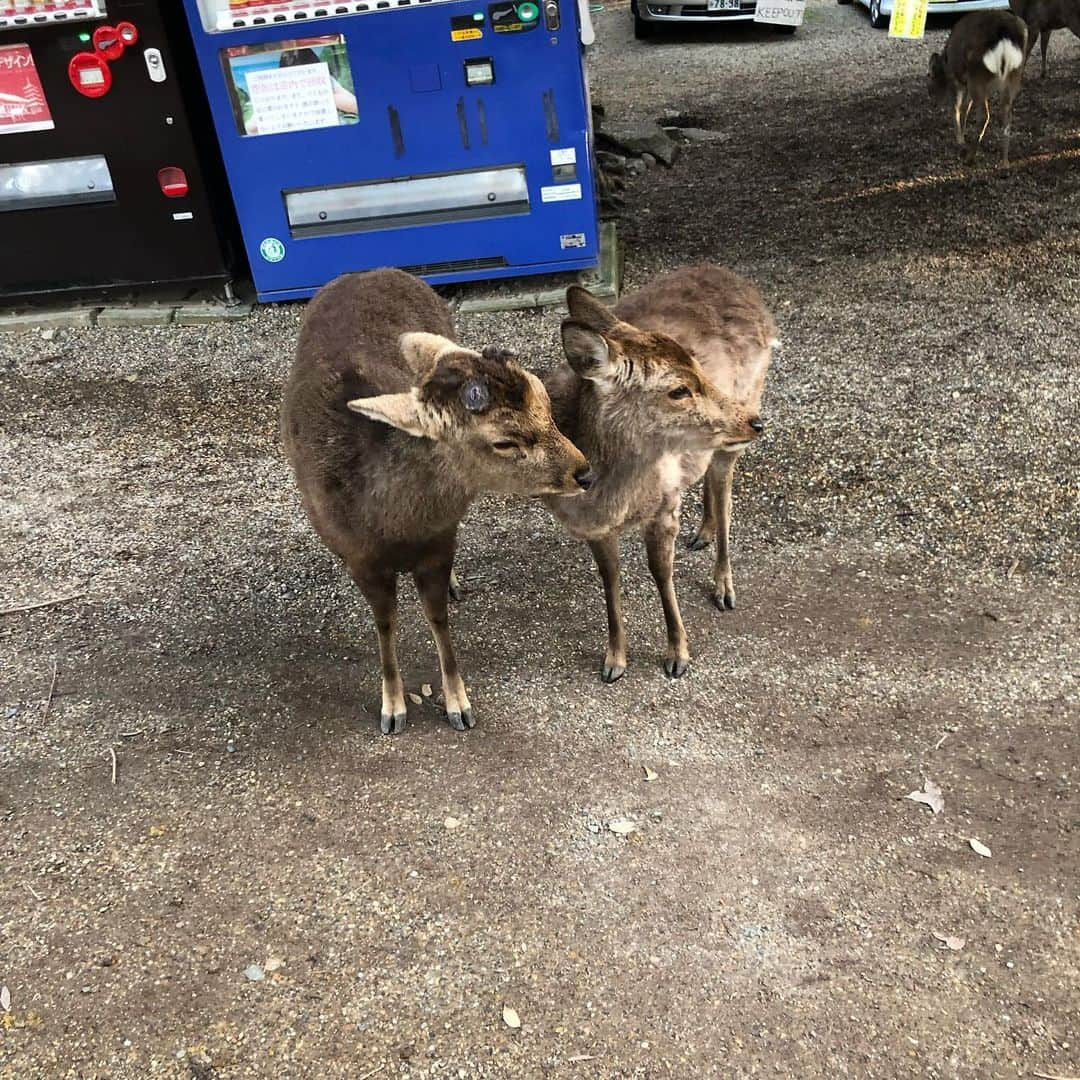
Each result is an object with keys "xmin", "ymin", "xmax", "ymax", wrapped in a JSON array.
[
  {"xmin": 588, "ymin": 534, "xmax": 628, "ymax": 683},
  {"xmin": 644, "ymin": 513, "xmax": 690, "ymax": 678},
  {"xmin": 1040, "ymin": 27, "xmax": 1052, "ymax": 77},
  {"xmin": 1001, "ymin": 73, "xmax": 1021, "ymax": 163},
  {"xmin": 414, "ymin": 553, "xmax": 473, "ymax": 730},
  {"xmin": 687, "ymin": 451, "xmax": 718, "ymax": 551},
  {"xmin": 448, "ymin": 568, "xmax": 465, "ymax": 601},
  {"xmin": 351, "ymin": 565, "xmax": 407, "ymax": 735}
]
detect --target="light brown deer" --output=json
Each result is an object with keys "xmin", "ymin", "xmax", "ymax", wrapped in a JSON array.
[
  {"xmin": 282, "ymin": 269, "xmax": 592, "ymax": 734},
  {"xmin": 928, "ymin": 12, "xmax": 1028, "ymax": 164},
  {"xmin": 543, "ymin": 271, "xmax": 769, "ymax": 683},
  {"xmin": 1009, "ymin": 0, "xmax": 1080, "ymax": 78}
]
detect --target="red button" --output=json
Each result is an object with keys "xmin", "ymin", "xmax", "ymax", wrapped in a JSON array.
[
  {"xmin": 158, "ymin": 166, "xmax": 189, "ymax": 199},
  {"xmin": 68, "ymin": 52, "xmax": 112, "ymax": 98},
  {"xmin": 92, "ymin": 25, "xmax": 125, "ymax": 62},
  {"xmin": 117, "ymin": 21, "xmax": 139, "ymax": 46}
]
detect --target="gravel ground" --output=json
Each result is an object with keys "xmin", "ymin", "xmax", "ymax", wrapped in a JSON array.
[{"xmin": 2, "ymin": 4, "xmax": 1079, "ymax": 1077}]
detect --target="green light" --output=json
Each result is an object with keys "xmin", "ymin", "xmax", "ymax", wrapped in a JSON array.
[
  {"xmin": 78, "ymin": 31, "xmax": 91, "ymax": 42},
  {"xmin": 473, "ymin": 10, "xmax": 483, "ymax": 18},
  {"xmin": 518, "ymin": 1, "xmax": 539, "ymax": 17}
]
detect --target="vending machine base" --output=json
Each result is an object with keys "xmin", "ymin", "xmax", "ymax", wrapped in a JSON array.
[{"xmin": 180, "ymin": 0, "xmax": 600, "ymax": 302}]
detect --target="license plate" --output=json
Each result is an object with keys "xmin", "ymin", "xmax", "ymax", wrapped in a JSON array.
[{"xmin": 707, "ymin": 0, "xmax": 742, "ymax": 9}]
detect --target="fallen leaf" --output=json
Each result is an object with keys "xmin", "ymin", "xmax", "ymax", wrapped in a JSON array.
[
  {"xmin": 969, "ymin": 838, "xmax": 992, "ymax": 858},
  {"xmin": 243, "ymin": 965, "xmax": 265, "ymax": 982},
  {"xmin": 408, "ymin": 693, "xmax": 423, "ymax": 706},
  {"xmin": 932, "ymin": 932, "xmax": 966, "ymax": 951},
  {"xmin": 264, "ymin": 957, "xmax": 284, "ymax": 973},
  {"xmin": 502, "ymin": 1005, "xmax": 521, "ymax": 1029},
  {"xmin": 904, "ymin": 779, "xmax": 944, "ymax": 815},
  {"xmin": 642, "ymin": 766, "xmax": 659, "ymax": 782},
  {"xmin": 421, "ymin": 684, "xmax": 433, "ymax": 698},
  {"xmin": 1, "ymin": 986, "xmax": 10, "ymax": 1012},
  {"xmin": 1007, "ymin": 558, "xmax": 1019, "ymax": 579},
  {"xmin": 444, "ymin": 817, "xmax": 461, "ymax": 830},
  {"xmin": 608, "ymin": 819, "xmax": 637, "ymax": 836}
]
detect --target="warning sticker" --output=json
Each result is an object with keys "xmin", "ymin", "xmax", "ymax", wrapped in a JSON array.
[
  {"xmin": 0, "ymin": 43, "xmax": 54, "ymax": 135},
  {"xmin": 541, "ymin": 183, "xmax": 582, "ymax": 203},
  {"xmin": 560, "ymin": 233, "xmax": 587, "ymax": 249},
  {"xmin": 451, "ymin": 14, "xmax": 484, "ymax": 40}
]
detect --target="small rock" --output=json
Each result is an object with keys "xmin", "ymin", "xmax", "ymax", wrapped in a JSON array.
[
  {"xmin": 641, "ymin": 153, "xmax": 657, "ymax": 168},
  {"xmin": 243, "ymin": 965, "xmax": 265, "ymax": 982}
]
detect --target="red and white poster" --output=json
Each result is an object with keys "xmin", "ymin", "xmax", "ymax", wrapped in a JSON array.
[{"xmin": 0, "ymin": 43, "xmax": 54, "ymax": 135}]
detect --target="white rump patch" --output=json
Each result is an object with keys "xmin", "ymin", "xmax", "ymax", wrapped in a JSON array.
[{"xmin": 982, "ymin": 38, "xmax": 1024, "ymax": 78}]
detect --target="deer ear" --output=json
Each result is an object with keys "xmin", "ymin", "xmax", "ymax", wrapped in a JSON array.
[
  {"xmin": 347, "ymin": 390, "xmax": 432, "ymax": 438},
  {"xmin": 399, "ymin": 332, "xmax": 456, "ymax": 375},
  {"xmin": 566, "ymin": 286, "xmax": 618, "ymax": 333},
  {"xmin": 561, "ymin": 320, "xmax": 618, "ymax": 382}
]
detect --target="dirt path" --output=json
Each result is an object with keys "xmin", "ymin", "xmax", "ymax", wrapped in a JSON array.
[{"xmin": 2, "ymin": 4, "xmax": 1078, "ymax": 1077}]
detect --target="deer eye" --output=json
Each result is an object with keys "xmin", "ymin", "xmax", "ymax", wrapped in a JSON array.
[
  {"xmin": 491, "ymin": 440, "xmax": 519, "ymax": 453},
  {"xmin": 668, "ymin": 386, "xmax": 692, "ymax": 400}
]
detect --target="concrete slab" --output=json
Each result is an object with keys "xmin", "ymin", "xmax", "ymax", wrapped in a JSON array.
[
  {"xmin": 97, "ymin": 306, "xmax": 176, "ymax": 327},
  {"xmin": 175, "ymin": 303, "xmax": 254, "ymax": 326},
  {"xmin": 0, "ymin": 308, "xmax": 98, "ymax": 332}
]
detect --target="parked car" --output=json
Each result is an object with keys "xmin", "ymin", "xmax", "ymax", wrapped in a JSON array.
[
  {"xmin": 632, "ymin": 0, "xmax": 799, "ymax": 39},
  {"xmin": 839, "ymin": 0, "xmax": 1008, "ymax": 31}
]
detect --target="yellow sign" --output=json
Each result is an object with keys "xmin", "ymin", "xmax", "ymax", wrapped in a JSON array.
[
  {"xmin": 451, "ymin": 27, "xmax": 483, "ymax": 40},
  {"xmin": 889, "ymin": 0, "xmax": 928, "ymax": 38}
]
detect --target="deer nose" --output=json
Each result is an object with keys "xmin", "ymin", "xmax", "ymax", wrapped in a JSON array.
[
  {"xmin": 749, "ymin": 417, "xmax": 764, "ymax": 434},
  {"xmin": 574, "ymin": 466, "xmax": 596, "ymax": 491}
]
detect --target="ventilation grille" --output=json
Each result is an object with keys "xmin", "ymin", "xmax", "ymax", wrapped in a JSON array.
[{"xmin": 398, "ymin": 257, "xmax": 507, "ymax": 277}]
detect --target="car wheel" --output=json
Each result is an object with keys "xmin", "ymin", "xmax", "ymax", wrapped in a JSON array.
[
  {"xmin": 634, "ymin": 12, "xmax": 656, "ymax": 37},
  {"xmin": 869, "ymin": 0, "xmax": 889, "ymax": 27}
]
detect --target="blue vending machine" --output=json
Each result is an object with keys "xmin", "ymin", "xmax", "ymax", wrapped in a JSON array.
[{"xmin": 180, "ymin": 0, "xmax": 600, "ymax": 301}]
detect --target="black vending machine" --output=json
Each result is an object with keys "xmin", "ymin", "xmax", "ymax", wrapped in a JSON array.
[{"xmin": 0, "ymin": 1, "xmax": 234, "ymax": 303}]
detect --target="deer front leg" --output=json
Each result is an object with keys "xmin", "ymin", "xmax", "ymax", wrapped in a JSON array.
[
  {"xmin": 352, "ymin": 566, "xmax": 406, "ymax": 735},
  {"xmin": 687, "ymin": 451, "xmax": 718, "ymax": 551},
  {"xmin": 954, "ymin": 88, "xmax": 969, "ymax": 146},
  {"xmin": 414, "ymin": 554, "xmax": 472, "ymax": 730},
  {"xmin": 588, "ymin": 534, "xmax": 628, "ymax": 683},
  {"xmin": 704, "ymin": 451, "xmax": 738, "ymax": 611},
  {"xmin": 644, "ymin": 514, "xmax": 690, "ymax": 678}
]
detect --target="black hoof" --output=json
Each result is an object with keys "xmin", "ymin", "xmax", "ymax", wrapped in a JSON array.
[
  {"xmin": 687, "ymin": 531, "xmax": 713, "ymax": 552},
  {"xmin": 380, "ymin": 711, "xmax": 407, "ymax": 735},
  {"xmin": 664, "ymin": 657, "xmax": 689, "ymax": 678},
  {"xmin": 601, "ymin": 663, "xmax": 626, "ymax": 684},
  {"xmin": 446, "ymin": 708, "xmax": 474, "ymax": 731},
  {"xmin": 711, "ymin": 592, "xmax": 735, "ymax": 611},
  {"xmin": 448, "ymin": 582, "xmax": 465, "ymax": 602}
]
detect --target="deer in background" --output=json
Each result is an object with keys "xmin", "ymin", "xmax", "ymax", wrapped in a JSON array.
[
  {"xmin": 282, "ymin": 269, "xmax": 592, "ymax": 735},
  {"xmin": 543, "ymin": 269, "xmax": 771, "ymax": 683},
  {"xmin": 1009, "ymin": 0, "xmax": 1080, "ymax": 78},
  {"xmin": 929, "ymin": 11, "xmax": 1028, "ymax": 164}
]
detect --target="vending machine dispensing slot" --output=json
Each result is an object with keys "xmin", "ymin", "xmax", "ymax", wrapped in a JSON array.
[
  {"xmin": 0, "ymin": 155, "xmax": 114, "ymax": 212},
  {"xmin": 284, "ymin": 166, "xmax": 529, "ymax": 238}
]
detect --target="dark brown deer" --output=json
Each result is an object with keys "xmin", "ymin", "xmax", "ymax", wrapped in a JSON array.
[
  {"xmin": 928, "ymin": 12, "xmax": 1028, "ymax": 164},
  {"xmin": 282, "ymin": 269, "xmax": 592, "ymax": 734},
  {"xmin": 542, "ymin": 275, "xmax": 767, "ymax": 683},
  {"xmin": 1009, "ymin": 0, "xmax": 1080, "ymax": 78}
]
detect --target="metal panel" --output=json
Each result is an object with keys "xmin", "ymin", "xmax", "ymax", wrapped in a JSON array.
[
  {"xmin": 285, "ymin": 166, "xmax": 529, "ymax": 237},
  {"xmin": 0, "ymin": 154, "xmax": 114, "ymax": 212}
]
